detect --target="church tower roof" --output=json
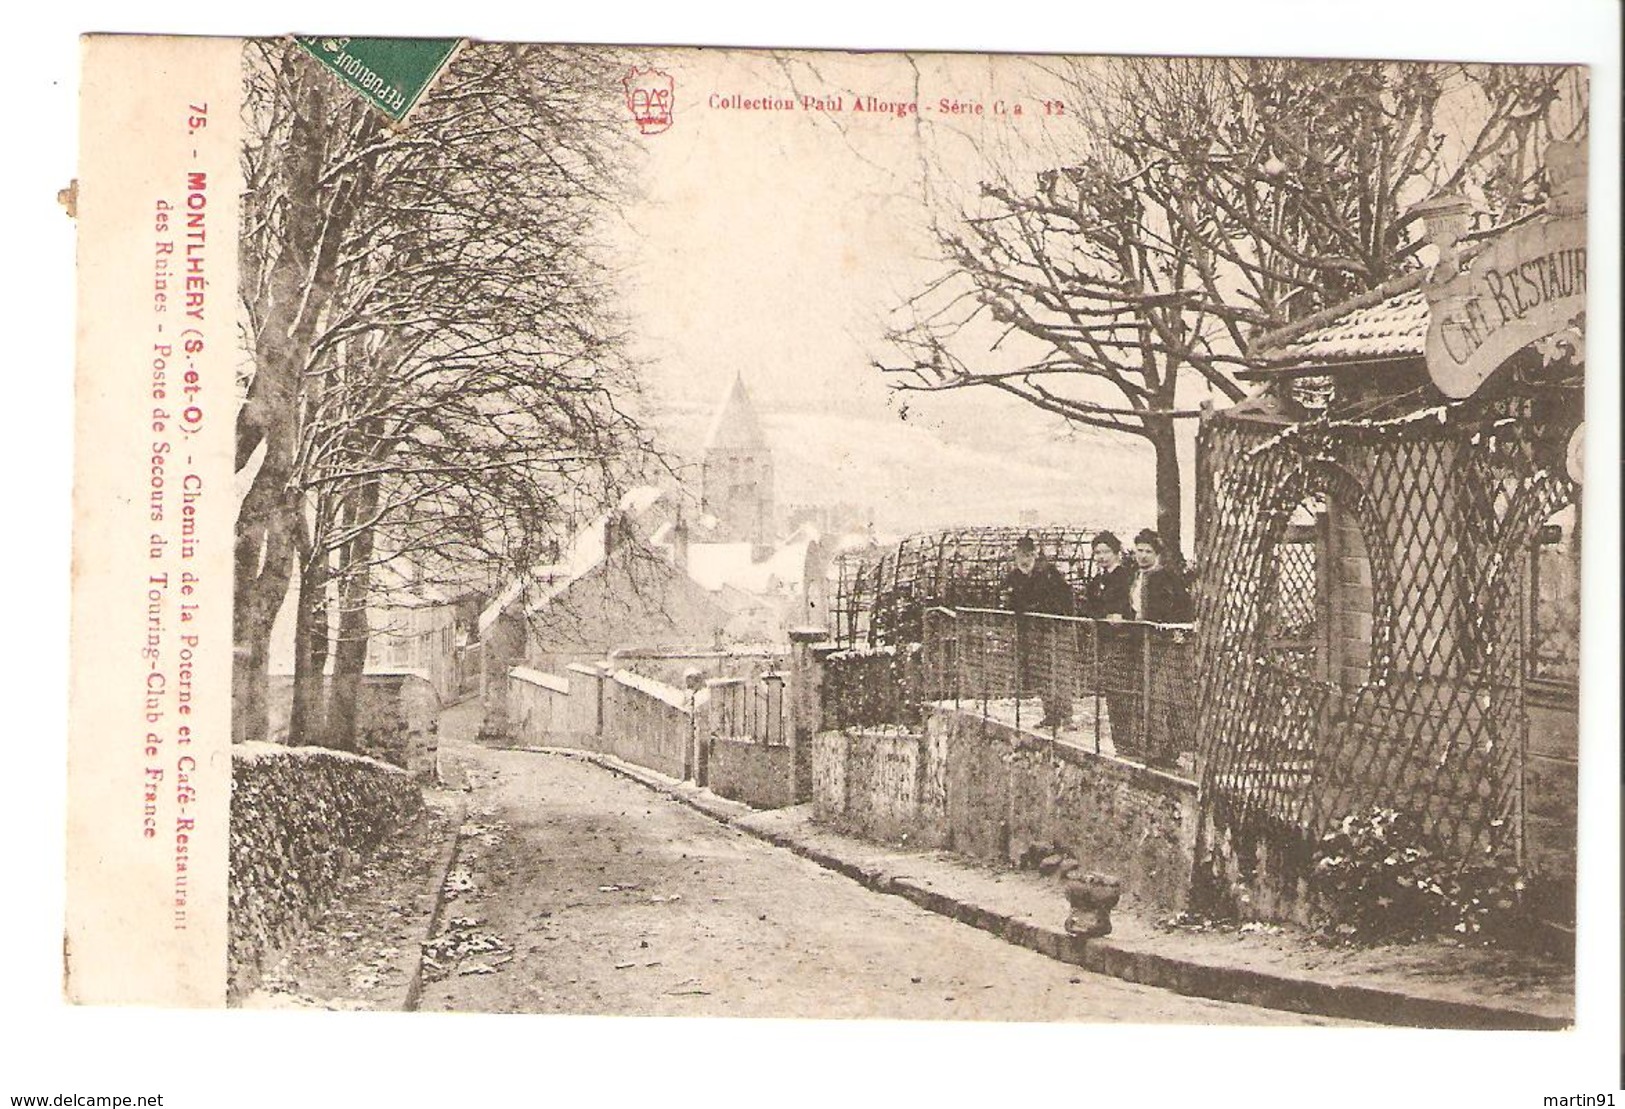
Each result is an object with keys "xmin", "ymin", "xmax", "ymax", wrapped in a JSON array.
[{"xmin": 703, "ymin": 372, "xmax": 769, "ymax": 452}]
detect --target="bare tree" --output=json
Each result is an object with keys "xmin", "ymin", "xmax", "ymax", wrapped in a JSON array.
[
  {"xmin": 237, "ymin": 40, "xmax": 650, "ymax": 747},
  {"xmin": 236, "ymin": 43, "xmax": 359, "ymax": 745},
  {"xmin": 878, "ymin": 58, "xmax": 1586, "ymax": 559}
]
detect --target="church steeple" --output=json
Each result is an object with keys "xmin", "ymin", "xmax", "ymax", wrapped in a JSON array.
[
  {"xmin": 703, "ymin": 371, "xmax": 769, "ymax": 452},
  {"xmin": 700, "ymin": 373, "xmax": 776, "ymax": 554}
]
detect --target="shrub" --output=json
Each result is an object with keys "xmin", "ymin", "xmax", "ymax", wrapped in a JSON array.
[
  {"xmin": 228, "ymin": 743, "xmax": 424, "ymax": 998},
  {"xmin": 1310, "ymin": 807, "xmax": 1527, "ymax": 943}
]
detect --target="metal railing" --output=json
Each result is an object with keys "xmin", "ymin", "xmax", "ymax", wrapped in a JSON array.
[
  {"xmin": 704, "ymin": 670, "xmax": 790, "ymax": 746},
  {"xmin": 822, "ymin": 606, "xmax": 1197, "ymax": 773}
]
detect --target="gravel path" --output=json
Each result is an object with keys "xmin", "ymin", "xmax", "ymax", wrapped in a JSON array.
[{"xmin": 415, "ymin": 735, "xmax": 1353, "ymax": 1025}]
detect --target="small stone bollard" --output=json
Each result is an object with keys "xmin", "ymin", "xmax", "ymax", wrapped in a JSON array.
[{"xmin": 1063, "ymin": 872, "xmax": 1122, "ymax": 938}]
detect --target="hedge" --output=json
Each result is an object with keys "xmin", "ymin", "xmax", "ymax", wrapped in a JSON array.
[{"xmin": 229, "ymin": 742, "xmax": 424, "ymax": 1000}]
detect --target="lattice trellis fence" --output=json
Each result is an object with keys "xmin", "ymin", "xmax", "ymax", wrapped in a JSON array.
[
  {"xmin": 1192, "ymin": 393, "xmax": 1578, "ymax": 881},
  {"xmin": 831, "ymin": 526, "xmax": 1104, "ymax": 649}
]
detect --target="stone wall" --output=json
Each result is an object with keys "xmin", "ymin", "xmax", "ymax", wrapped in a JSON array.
[
  {"xmin": 510, "ymin": 664, "xmax": 696, "ymax": 781},
  {"xmin": 814, "ymin": 707, "xmax": 1198, "ymax": 912},
  {"xmin": 813, "ymin": 728, "xmax": 945, "ymax": 846},
  {"xmin": 228, "ymin": 743, "xmax": 424, "ymax": 1001},
  {"xmin": 548, "ymin": 669, "xmax": 694, "ymax": 780},
  {"xmin": 565, "ymin": 663, "xmax": 605, "ymax": 740},
  {"xmin": 706, "ymin": 738, "xmax": 795, "ymax": 809},
  {"xmin": 267, "ymin": 672, "xmax": 440, "ymax": 776},
  {"xmin": 812, "ymin": 731, "xmax": 846, "ymax": 822},
  {"xmin": 1192, "ymin": 807, "xmax": 1315, "ymax": 925},
  {"xmin": 506, "ymin": 667, "xmax": 572, "ymax": 748}
]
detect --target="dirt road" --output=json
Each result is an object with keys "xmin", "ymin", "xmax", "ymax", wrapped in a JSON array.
[{"xmin": 418, "ymin": 730, "xmax": 1349, "ymax": 1025}]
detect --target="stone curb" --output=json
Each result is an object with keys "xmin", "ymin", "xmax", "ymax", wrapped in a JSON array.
[
  {"xmin": 398, "ymin": 790, "xmax": 469, "ymax": 1012},
  {"xmin": 526, "ymin": 747, "xmax": 1568, "ymax": 1031}
]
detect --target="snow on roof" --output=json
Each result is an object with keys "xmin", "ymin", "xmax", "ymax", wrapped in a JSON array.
[
  {"xmin": 1258, "ymin": 286, "xmax": 1430, "ymax": 366},
  {"xmin": 825, "ymin": 530, "xmax": 883, "ymax": 560},
  {"xmin": 1258, "ymin": 211, "xmax": 1582, "ymax": 370},
  {"xmin": 686, "ymin": 541, "xmax": 759, "ymax": 592},
  {"xmin": 684, "ymin": 537, "xmax": 809, "ymax": 595},
  {"xmin": 479, "ymin": 520, "xmax": 608, "ymax": 633},
  {"xmin": 702, "ymin": 373, "xmax": 769, "ymax": 452},
  {"xmin": 478, "ymin": 489, "xmax": 666, "ymax": 633},
  {"xmin": 783, "ymin": 519, "xmax": 822, "ymax": 545},
  {"xmin": 619, "ymin": 485, "xmax": 667, "ymax": 514},
  {"xmin": 509, "ymin": 666, "xmax": 570, "ymax": 694},
  {"xmin": 609, "ymin": 668, "xmax": 691, "ymax": 711},
  {"xmin": 758, "ymin": 537, "xmax": 810, "ymax": 585}
]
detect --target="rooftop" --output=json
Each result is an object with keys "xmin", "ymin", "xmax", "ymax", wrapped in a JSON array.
[
  {"xmin": 1261, "ymin": 288, "xmax": 1429, "ymax": 366},
  {"xmin": 1252, "ymin": 271, "xmax": 1430, "ymax": 372}
]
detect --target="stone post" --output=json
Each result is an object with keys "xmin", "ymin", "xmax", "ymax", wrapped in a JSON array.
[
  {"xmin": 788, "ymin": 627, "xmax": 830, "ymax": 804},
  {"xmin": 1064, "ymin": 871, "xmax": 1123, "ymax": 938},
  {"xmin": 682, "ymin": 667, "xmax": 704, "ymax": 781},
  {"xmin": 475, "ymin": 616, "xmax": 523, "ymax": 745}
]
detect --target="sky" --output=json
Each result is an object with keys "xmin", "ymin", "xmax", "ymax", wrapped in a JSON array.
[
  {"xmin": 619, "ymin": 50, "xmax": 1078, "ymax": 417},
  {"xmin": 608, "ymin": 49, "xmax": 1183, "ymax": 537},
  {"xmin": 604, "ymin": 52, "xmax": 1595, "ymax": 546}
]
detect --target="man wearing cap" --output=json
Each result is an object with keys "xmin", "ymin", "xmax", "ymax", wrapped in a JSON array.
[{"xmin": 999, "ymin": 535, "xmax": 1076, "ymax": 729}]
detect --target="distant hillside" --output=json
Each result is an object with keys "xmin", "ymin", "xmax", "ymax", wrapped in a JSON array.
[{"xmin": 649, "ymin": 402, "xmax": 1159, "ymax": 537}]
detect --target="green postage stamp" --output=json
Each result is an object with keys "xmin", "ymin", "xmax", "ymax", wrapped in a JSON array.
[{"xmin": 294, "ymin": 35, "xmax": 461, "ymax": 122}]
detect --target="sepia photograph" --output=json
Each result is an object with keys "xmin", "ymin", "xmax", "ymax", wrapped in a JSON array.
[
  {"xmin": 211, "ymin": 38, "xmax": 1589, "ymax": 1025},
  {"xmin": 23, "ymin": 2, "xmax": 1623, "ymax": 1105}
]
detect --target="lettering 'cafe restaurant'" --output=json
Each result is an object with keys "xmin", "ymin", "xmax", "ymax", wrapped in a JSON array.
[{"xmin": 1186, "ymin": 142, "xmax": 1588, "ymax": 936}]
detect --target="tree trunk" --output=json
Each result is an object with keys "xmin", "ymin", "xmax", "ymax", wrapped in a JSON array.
[
  {"xmin": 1145, "ymin": 414, "xmax": 1184, "ymax": 565},
  {"xmin": 327, "ymin": 476, "xmax": 380, "ymax": 752},
  {"xmin": 327, "ymin": 584, "xmax": 371, "ymax": 754},
  {"xmin": 232, "ymin": 74, "xmax": 360, "ymax": 743},
  {"xmin": 232, "ymin": 458, "xmax": 296, "ymax": 744},
  {"xmin": 230, "ymin": 580, "xmax": 282, "ymax": 746},
  {"xmin": 288, "ymin": 543, "xmax": 332, "ymax": 747}
]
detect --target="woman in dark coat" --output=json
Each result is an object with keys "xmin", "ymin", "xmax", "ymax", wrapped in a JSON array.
[
  {"xmin": 1127, "ymin": 529, "xmax": 1192, "ymax": 770},
  {"xmin": 1083, "ymin": 531, "xmax": 1139, "ymax": 757},
  {"xmin": 1082, "ymin": 531, "xmax": 1135, "ymax": 620},
  {"xmin": 1129, "ymin": 529, "xmax": 1193, "ymax": 624}
]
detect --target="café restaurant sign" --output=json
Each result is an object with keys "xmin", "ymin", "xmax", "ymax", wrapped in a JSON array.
[{"xmin": 1424, "ymin": 213, "xmax": 1587, "ymax": 399}]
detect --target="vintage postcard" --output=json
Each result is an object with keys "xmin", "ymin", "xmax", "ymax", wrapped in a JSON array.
[{"xmin": 61, "ymin": 23, "xmax": 1617, "ymax": 1092}]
